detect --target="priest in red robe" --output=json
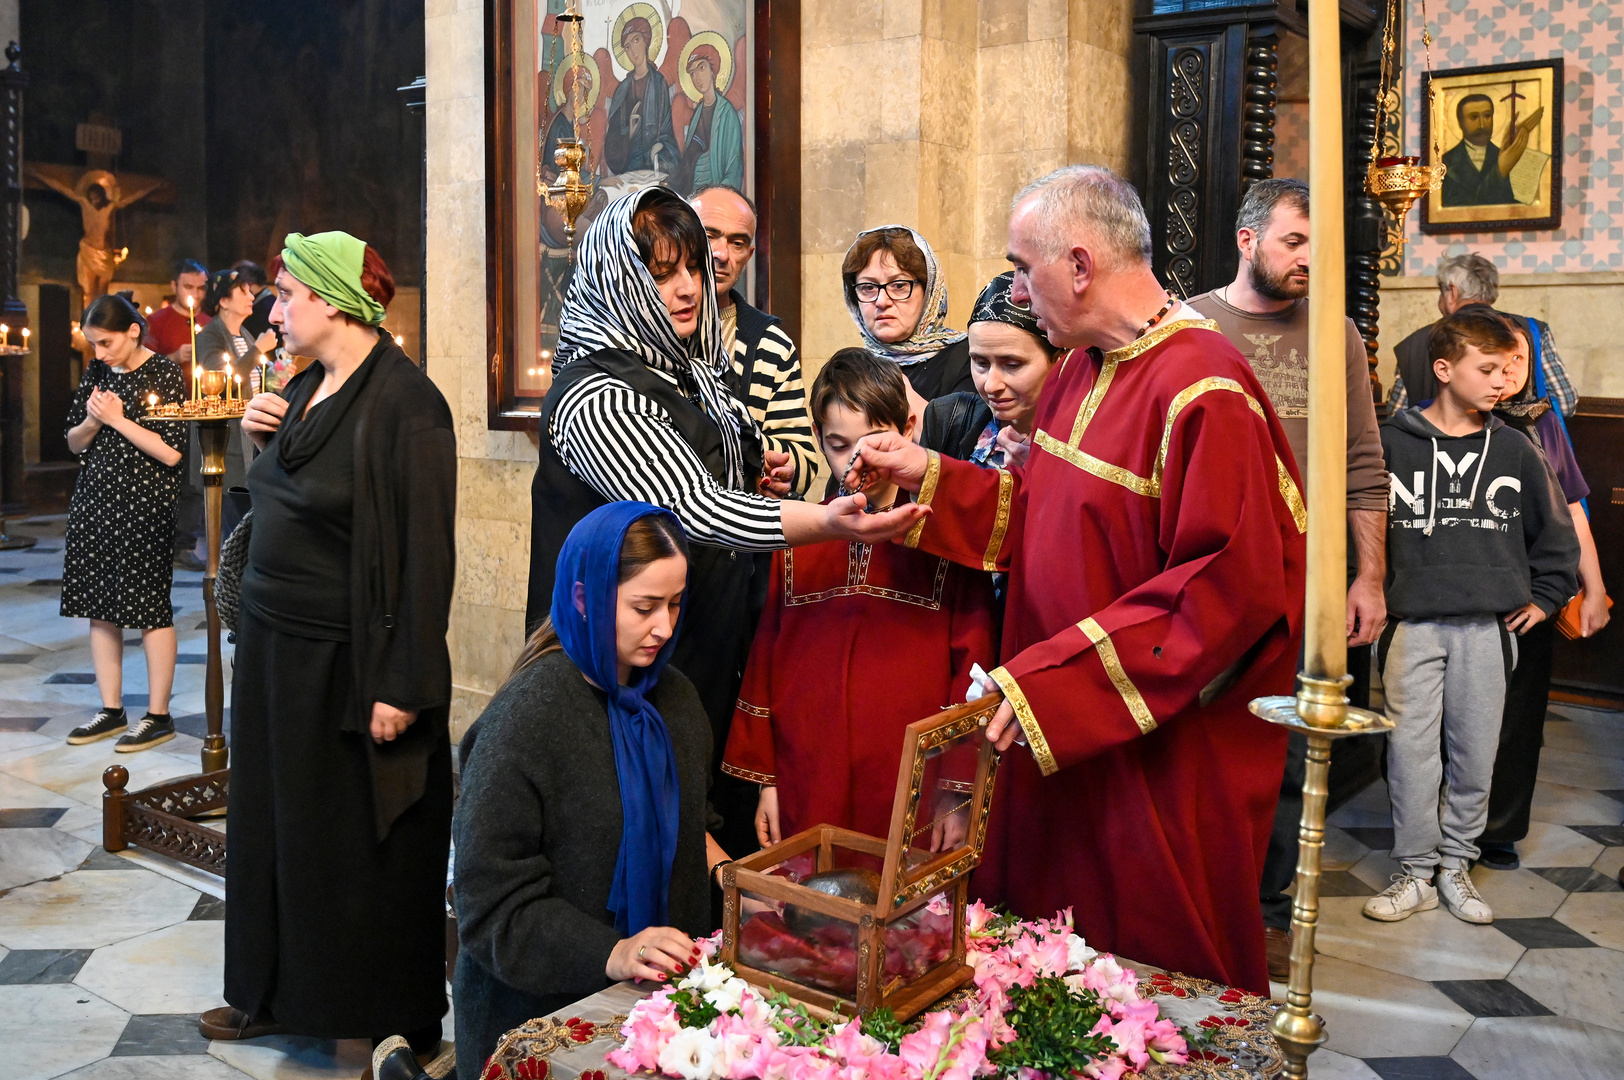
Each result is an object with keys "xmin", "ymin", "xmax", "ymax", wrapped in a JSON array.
[{"xmin": 846, "ymin": 165, "xmax": 1307, "ymax": 994}]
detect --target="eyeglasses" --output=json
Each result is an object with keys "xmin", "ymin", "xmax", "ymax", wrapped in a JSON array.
[{"xmin": 853, "ymin": 279, "xmax": 922, "ymax": 304}]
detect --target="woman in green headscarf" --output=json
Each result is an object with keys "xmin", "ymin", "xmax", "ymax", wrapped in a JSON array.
[{"xmin": 198, "ymin": 232, "xmax": 458, "ymax": 1061}]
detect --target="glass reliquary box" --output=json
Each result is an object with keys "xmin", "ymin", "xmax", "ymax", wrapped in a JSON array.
[{"xmin": 719, "ymin": 698, "xmax": 1001, "ymax": 1020}]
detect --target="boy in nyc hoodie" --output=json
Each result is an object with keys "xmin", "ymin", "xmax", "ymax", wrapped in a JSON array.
[{"xmin": 1370, "ymin": 307, "xmax": 1578, "ymax": 926}]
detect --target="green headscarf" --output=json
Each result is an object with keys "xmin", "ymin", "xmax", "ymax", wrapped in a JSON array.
[{"xmin": 280, "ymin": 231, "xmax": 386, "ymax": 326}]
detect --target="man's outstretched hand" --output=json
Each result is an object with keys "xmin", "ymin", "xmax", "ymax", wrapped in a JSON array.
[{"xmin": 844, "ymin": 431, "xmax": 932, "ymax": 494}]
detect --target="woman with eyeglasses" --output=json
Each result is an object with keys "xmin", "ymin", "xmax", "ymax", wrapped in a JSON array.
[{"xmin": 841, "ymin": 226, "xmax": 972, "ymax": 405}]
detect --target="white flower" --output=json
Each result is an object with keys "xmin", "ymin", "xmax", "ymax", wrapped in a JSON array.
[
  {"xmin": 1066, "ymin": 933, "xmax": 1097, "ymax": 972},
  {"xmin": 704, "ymin": 976, "xmax": 747, "ymax": 1015},
  {"xmin": 926, "ymin": 893, "xmax": 952, "ymax": 917},
  {"xmin": 657, "ymin": 1026, "xmax": 719, "ymax": 1080},
  {"xmin": 680, "ymin": 956, "xmax": 733, "ymax": 994}
]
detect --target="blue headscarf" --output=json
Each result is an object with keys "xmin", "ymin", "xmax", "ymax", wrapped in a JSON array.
[{"xmin": 552, "ymin": 502, "xmax": 688, "ymax": 935}]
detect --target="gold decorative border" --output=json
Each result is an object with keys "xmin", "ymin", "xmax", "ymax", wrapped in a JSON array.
[
  {"xmin": 1100, "ymin": 317, "xmax": 1218, "ymax": 364},
  {"xmin": 735, "ymin": 698, "xmax": 771, "ymax": 719},
  {"xmin": 783, "ymin": 545, "xmax": 950, "ymax": 609},
  {"xmin": 982, "ymin": 470, "xmax": 1014, "ymax": 571},
  {"xmin": 903, "ymin": 450, "xmax": 941, "ymax": 549},
  {"xmin": 1066, "ymin": 356, "xmax": 1120, "ymax": 446},
  {"xmin": 720, "ymin": 762, "xmax": 776, "ymax": 786},
  {"xmin": 1033, "ymin": 429, "xmax": 1157, "ymax": 497},
  {"xmin": 1078, "ymin": 617, "xmax": 1157, "ymax": 735},
  {"xmin": 1149, "ymin": 377, "xmax": 1309, "ymax": 532},
  {"xmin": 987, "ymin": 666, "xmax": 1058, "ymax": 776}
]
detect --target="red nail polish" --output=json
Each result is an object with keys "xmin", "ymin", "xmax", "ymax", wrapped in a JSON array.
[{"xmin": 656, "ymin": 973, "xmax": 667, "ymax": 982}]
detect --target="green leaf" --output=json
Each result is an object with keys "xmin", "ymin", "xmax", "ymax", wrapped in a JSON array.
[{"xmin": 987, "ymin": 977, "xmax": 1116, "ymax": 1076}]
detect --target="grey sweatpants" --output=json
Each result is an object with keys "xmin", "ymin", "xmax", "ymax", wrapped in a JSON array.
[{"xmin": 1382, "ymin": 616, "xmax": 1515, "ymax": 876}]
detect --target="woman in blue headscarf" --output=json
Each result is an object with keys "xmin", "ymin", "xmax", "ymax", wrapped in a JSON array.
[{"xmin": 452, "ymin": 502, "xmax": 727, "ymax": 1080}]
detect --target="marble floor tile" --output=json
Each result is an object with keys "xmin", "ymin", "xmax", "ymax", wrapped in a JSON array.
[
  {"xmin": 1462, "ymin": 866, "xmax": 1569, "ymax": 918},
  {"xmin": 0, "ymin": 770, "xmax": 79, "ymax": 807},
  {"xmin": 1, "ymin": 741, "xmax": 211, "ymax": 807},
  {"xmin": 1328, "ymin": 779, "xmax": 1394, "ymax": 829},
  {"xmin": 1491, "ymin": 917, "xmax": 1597, "ymax": 950},
  {"xmin": 1429, "ymin": 978, "xmax": 1552, "ymax": 1018},
  {"xmin": 189, "ymin": 895, "xmax": 226, "ymax": 921},
  {"xmin": 1592, "ymin": 844, "xmax": 1624, "ymax": 879},
  {"xmin": 115, "ymin": 847, "xmax": 226, "ymax": 900},
  {"xmin": 0, "ymin": 867, "xmax": 202, "ymax": 950},
  {"xmin": 55, "ymin": 801, "xmax": 108, "ymax": 839},
  {"xmin": 1314, "ymin": 896, "xmax": 1527, "ymax": 982},
  {"xmin": 1531, "ymin": 866, "xmax": 1623, "ymax": 893},
  {"xmin": 111, "ymin": 1014, "xmax": 213, "ymax": 1057},
  {"xmin": 1322, "ymin": 825, "xmax": 1372, "ymax": 871},
  {"xmin": 1450, "ymin": 1015, "xmax": 1624, "ymax": 1080},
  {"xmin": 208, "ymin": 1036, "xmax": 374, "ymax": 1080},
  {"xmin": 1347, "ymin": 849, "xmax": 1405, "ymax": 893},
  {"xmin": 0, "ymin": 806, "xmax": 67, "ymax": 827},
  {"xmin": 1309, "ymin": 954, "xmax": 1474, "ymax": 1058},
  {"xmin": 1541, "ymin": 714, "xmax": 1624, "ymax": 760},
  {"xmin": 1303, "ymin": 1048, "xmax": 1383, "ymax": 1080},
  {"xmin": 75, "ymin": 922, "xmax": 227, "ymax": 1015},
  {"xmin": 0, "ymin": 983, "xmax": 131, "ymax": 1080},
  {"xmin": 1552, "ymin": 891, "xmax": 1624, "ymax": 950},
  {"xmin": 0, "ymin": 730, "xmax": 53, "ymax": 753},
  {"xmin": 57, "ymin": 1056, "xmax": 252, "ymax": 1080},
  {"xmin": 1569, "ymin": 824, "xmax": 1624, "ymax": 846},
  {"xmin": 1507, "ymin": 945, "xmax": 1624, "ymax": 1032},
  {"xmin": 1526, "ymin": 781, "xmax": 1624, "ymax": 827},
  {"xmin": 0, "ymin": 827, "xmax": 95, "ymax": 890},
  {"xmin": 1339, "ymin": 827, "xmax": 1395, "ymax": 853},
  {"xmin": 1515, "ymin": 822, "xmax": 1604, "ymax": 868},
  {"xmin": 0, "ymin": 947, "xmax": 94, "ymax": 984},
  {"xmin": 1536, "ymin": 748, "xmax": 1624, "ymax": 791},
  {"xmin": 1363, "ymin": 1057, "xmax": 1478, "ymax": 1080}
]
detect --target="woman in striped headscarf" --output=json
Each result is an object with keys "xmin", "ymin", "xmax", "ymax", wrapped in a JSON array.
[{"xmin": 527, "ymin": 186, "xmax": 923, "ymax": 860}]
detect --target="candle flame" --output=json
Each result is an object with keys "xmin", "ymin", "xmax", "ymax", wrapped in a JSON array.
[
  {"xmin": 144, "ymin": 306, "xmax": 153, "ymax": 315},
  {"xmin": 186, "ymin": 296, "xmax": 195, "ymax": 309},
  {"xmin": 394, "ymin": 334, "xmax": 404, "ymax": 346}
]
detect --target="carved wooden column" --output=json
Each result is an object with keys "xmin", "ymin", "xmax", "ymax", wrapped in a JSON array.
[
  {"xmin": 1347, "ymin": 67, "xmax": 1386, "ymax": 398},
  {"xmin": 1241, "ymin": 33, "xmax": 1279, "ymax": 193},
  {"xmin": 0, "ymin": 42, "xmax": 28, "ymax": 520}
]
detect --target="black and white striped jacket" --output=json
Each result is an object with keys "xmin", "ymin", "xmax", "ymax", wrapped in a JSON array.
[{"xmin": 725, "ymin": 291, "xmax": 820, "ymax": 497}]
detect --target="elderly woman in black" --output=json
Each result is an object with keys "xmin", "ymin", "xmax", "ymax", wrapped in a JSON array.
[
  {"xmin": 526, "ymin": 187, "xmax": 924, "ymax": 858},
  {"xmin": 198, "ymin": 231, "xmax": 457, "ymax": 1060}
]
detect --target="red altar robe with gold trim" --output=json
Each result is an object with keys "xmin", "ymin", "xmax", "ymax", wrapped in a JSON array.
[
  {"xmin": 907, "ymin": 317, "xmax": 1305, "ymax": 994},
  {"xmin": 723, "ymin": 537, "xmax": 997, "ymax": 840}
]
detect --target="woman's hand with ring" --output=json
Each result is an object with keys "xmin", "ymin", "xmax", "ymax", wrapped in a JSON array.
[{"xmin": 607, "ymin": 926, "xmax": 699, "ymax": 983}]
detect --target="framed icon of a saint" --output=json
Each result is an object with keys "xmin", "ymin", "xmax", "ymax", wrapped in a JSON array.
[{"xmin": 1420, "ymin": 58, "xmax": 1563, "ymax": 235}]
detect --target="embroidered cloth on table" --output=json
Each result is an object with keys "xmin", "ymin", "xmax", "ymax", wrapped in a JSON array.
[{"xmin": 484, "ymin": 962, "xmax": 1287, "ymax": 1079}]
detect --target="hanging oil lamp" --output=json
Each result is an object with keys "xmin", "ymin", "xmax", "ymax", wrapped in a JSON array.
[
  {"xmin": 1366, "ymin": 0, "xmax": 1445, "ymax": 255},
  {"xmin": 540, "ymin": 1, "xmax": 595, "ymax": 246}
]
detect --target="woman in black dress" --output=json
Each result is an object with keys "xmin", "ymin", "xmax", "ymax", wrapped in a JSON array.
[
  {"xmin": 62, "ymin": 295, "xmax": 188, "ymax": 752},
  {"xmin": 455, "ymin": 503, "xmax": 728, "ymax": 1080},
  {"xmin": 198, "ymin": 232, "xmax": 457, "ymax": 1058}
]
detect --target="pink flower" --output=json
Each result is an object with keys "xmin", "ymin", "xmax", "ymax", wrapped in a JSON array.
[
  {"xmin": 1009, "ymin": 928, "xmax": 1071, "ymax": 978},
  {"xmin": 711, "ymin": 1011, "xmax": 780, "ymax": 1079},
  {"xmin": 898, "ymin": 1011, "xmax": 989, "ymax": 1080},
  {"xmin": 1091, "ymin": 1011, "xmax": 1149, "ymax": 1071},
  {"xmin": 926, "ymin": 893, "xmax": 952, "ymax": 918},
  {"xmin": 1082, "ymin": 1056, "xmax": 1128, "ymax": 1080},
  {"xmin": 965, "ymin": 900, "xmax": 996, "ymax": 935},
  {"xmin": 610, "ymin": 992, "xmax": 681, "ymax": 1072},
  {"xmin": 1078, "ymin": 954, "xmax": 1140, "ymax": 1005},
  {"xmin": 1146, "ymin": 1018, "xmax": 1189, "ymax": 1065}
]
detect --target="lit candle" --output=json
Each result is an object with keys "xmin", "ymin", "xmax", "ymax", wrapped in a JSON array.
[
  {"xmin": 394, "ymin": 334, "xmax": 404, "ymax": 346},
  {"xmin": 234, "ymin": 374, "xmax": 242, "ymax": 402},
  {"xmin": 193, "ymin": 364, "xmax": 201, "ymax": 403},
  {"xmin": 0, "ymin": 324, "xmax": 9, "ymax": 347},
  {"xmin": 144, "ymin": 306, "xmax": 153, "ymax": 315},
  {"xmin": 20, "ymin": 328, "xmax": 28, "ymax": 349}
]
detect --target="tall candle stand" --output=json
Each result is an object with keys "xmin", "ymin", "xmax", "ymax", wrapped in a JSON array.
[
  {"xmin": 100, "ymin": 372, "xmax": 245, "ymax": 876},
  {"xmin": 0, "ymin": 324, "xmax": 35, "ymax": 549}
]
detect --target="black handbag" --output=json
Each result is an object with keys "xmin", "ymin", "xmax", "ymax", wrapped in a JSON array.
[{"xmin": 216, "ymin": 508, "xmax": 252, "ymax": 633}]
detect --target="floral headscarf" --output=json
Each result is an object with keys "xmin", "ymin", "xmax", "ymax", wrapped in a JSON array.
[{"xmin": 843, "ymin": 225, "xmax": 966, "ymax": 367}]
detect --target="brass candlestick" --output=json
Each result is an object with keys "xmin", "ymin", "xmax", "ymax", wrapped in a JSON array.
[
  {"xmin": 195, "ymin": 416, "xmax": 229, "ymax": 773},
  {"xmin": 539, "ymin": 1, "xmax": 595, "ymax": 244}
]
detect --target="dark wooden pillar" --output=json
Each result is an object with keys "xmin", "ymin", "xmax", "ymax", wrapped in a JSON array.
[{"xmin": 0, "ymin": 42, "xmax": 29, "ymax": 516}]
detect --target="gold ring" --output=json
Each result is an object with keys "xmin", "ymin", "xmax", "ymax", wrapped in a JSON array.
[{"xmin": 637, "ymin": 945, "xmax": 646, "ymax": 959}]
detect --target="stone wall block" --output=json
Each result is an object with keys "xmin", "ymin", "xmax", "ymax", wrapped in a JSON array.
[
  {"xmin": 979, "ymin": 0, "xmax": 1028, "ymax": 48},
  {"xmin": 802, "ymin": 141, "xmax": 870, "ymax": 253}
]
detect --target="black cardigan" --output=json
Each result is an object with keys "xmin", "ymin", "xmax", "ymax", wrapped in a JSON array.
[
  {"xmin": 452, "ymin": 650, "xmax": 716, "ymax": 1080},
  {"xmin": 278, "ymin": 338, "xmax": 458, "ymax": 837}
]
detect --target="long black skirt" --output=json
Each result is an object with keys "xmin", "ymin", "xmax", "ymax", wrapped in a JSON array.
[{"xmin": 225, "ymin": 606, "xmax": 452, "ymax": 1038}]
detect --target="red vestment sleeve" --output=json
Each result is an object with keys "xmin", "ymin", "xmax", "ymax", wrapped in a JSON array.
[
  {"xmin": 906, "ymin": 451, "xmax": 1022, "ymax": 573},
  {"xmin": 722, "ymin": 551, "xmax": 782, "ymax": 787},
  {"xmin": 991, "ymin": 388, "xmax": 1302, "ymax": 776}
]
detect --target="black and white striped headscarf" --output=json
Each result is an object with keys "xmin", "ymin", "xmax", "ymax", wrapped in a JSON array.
[{"xmin": 556, "ymin": 187, "xmax": 760, "ymax": 491}]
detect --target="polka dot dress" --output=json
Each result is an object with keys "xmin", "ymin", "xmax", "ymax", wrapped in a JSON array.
[{"xmin": 61, "ymin": 355, "xmax": 189, "ymax": 630}]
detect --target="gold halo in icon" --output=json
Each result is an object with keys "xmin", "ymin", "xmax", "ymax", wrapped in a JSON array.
[
  {"xmin": 677, "ymin": 31, "xmax": 733, "ymax": 103},
  {"xmin": 611, "ymin": 3, "xmax": 665, "ymax": 72},
  {"xmin": 551, "ymin": 57, "xmax": 602, "ymax": 116}
]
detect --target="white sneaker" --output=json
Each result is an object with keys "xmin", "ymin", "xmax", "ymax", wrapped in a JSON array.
[
  {"xmin": 1362, "ymin": 874, "xmax": 1439, "ymax": 921},
  {"xmin": 1436, "ymin": 866, "xmax": 1494, "ymax": 924}
]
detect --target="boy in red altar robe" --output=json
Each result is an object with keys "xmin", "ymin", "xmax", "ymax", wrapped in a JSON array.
[{"xmin": 723, "ymin": 348, "xmax": 997, "ymax": 846}]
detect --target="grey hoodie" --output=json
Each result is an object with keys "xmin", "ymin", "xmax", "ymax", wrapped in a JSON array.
[{"xmin": 1381, "ymin": 408, "xmax": 1579, "ymax": 620}]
